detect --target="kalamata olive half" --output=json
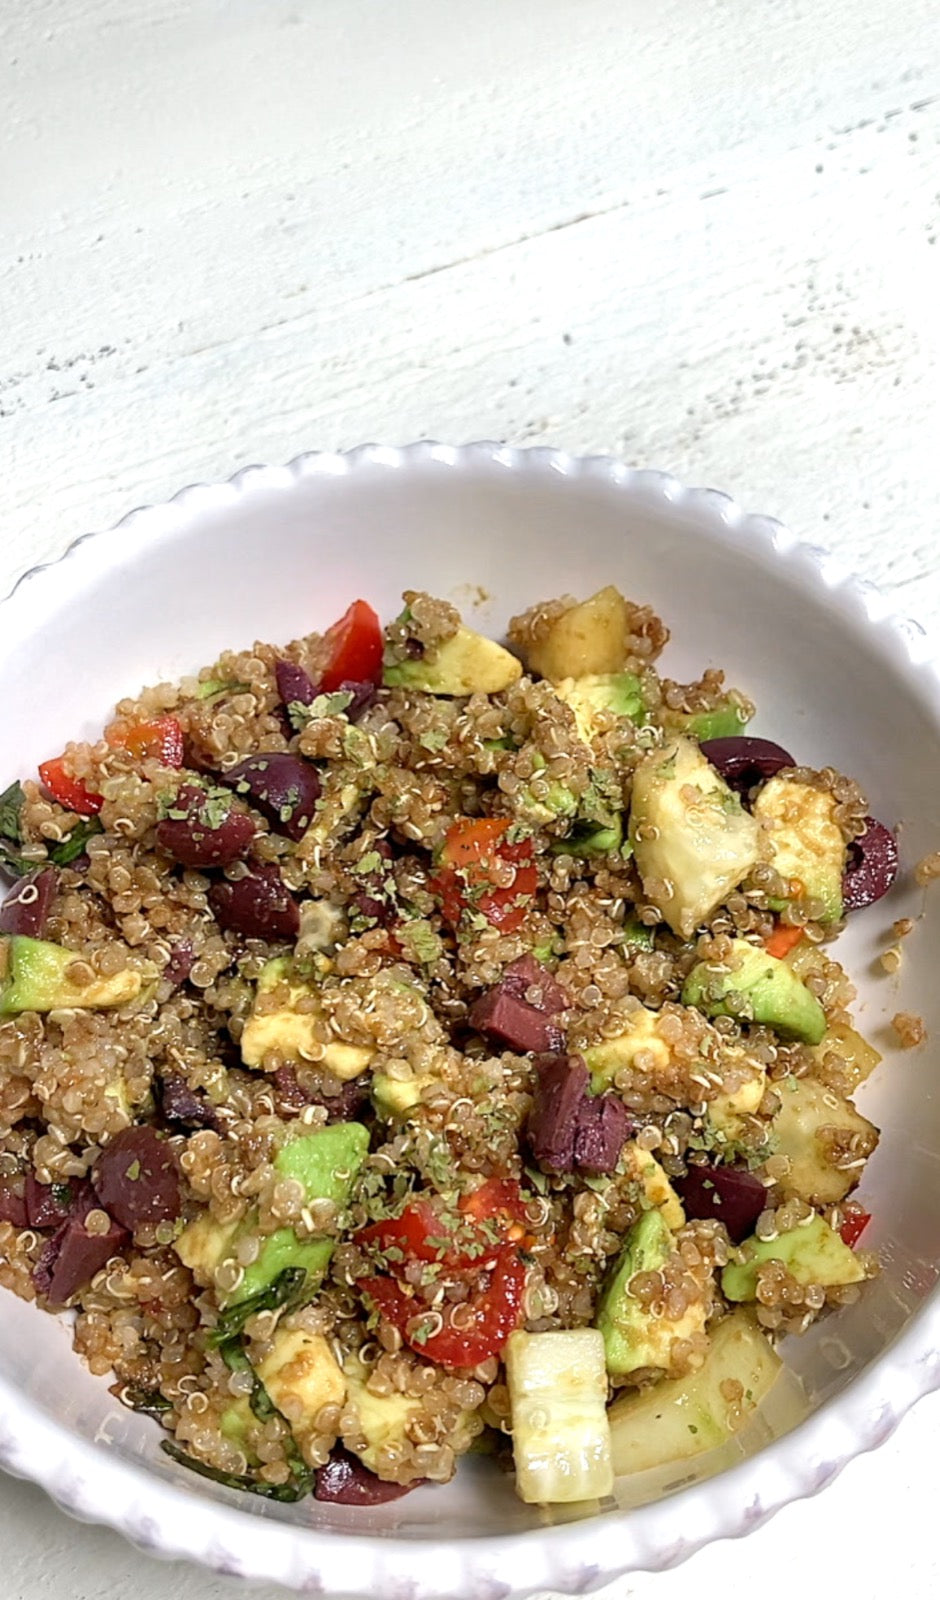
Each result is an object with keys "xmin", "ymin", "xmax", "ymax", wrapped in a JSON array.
[
  {"xmin": 334, "ymin": 679, "xmax": 377, "ymax": 721},
  {"xmin": 275, "ymin": 658, "xmax": 317, "ymax": 710},
  {"xmin": 155, "ymin": 786, "xmax": 255, "ymax": 868},
  {"xmin": 209, "ymin": 862, "xmax": 301, "ymax": 941},
  {"xmin": 0, "ymin": 866, "xmax": 57, "ymax": 937},
  {"xmin": 674, "ymin": 1162, "xmax": 768, "ymax": 1244},
  {"xmin": 700, "ymin": 736, "xmax": 795, "ymax": 796},
  {"xmin": 224, "ymin": 754, "xmax": 321, "ymax": 842},
  {"xmin": 92, "ymin": 1126, "xmax": 181, "ymax": 1230},
  {"xmin": 843, "ymin": 816, "xmax": 899, "ymax": 911},
  {"xmin": 314, "ymin": 1446, "xmax": 422, "ymax": 1505}
]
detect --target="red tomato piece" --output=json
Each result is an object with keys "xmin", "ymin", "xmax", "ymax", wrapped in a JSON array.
[
  {"xmin": 433, "ymin": 818, "xmax": 537, "ymax": 935},
  {"xmin": 320, "ymin": 600, "xmax": 383, "ymax": 693},
  {"xmin": 459, "ymin": 1177, "xmax": 531, "ymax": 1242},
  {"xmin": 359, "ymin": 1243, "xmax": 526, "ymax": 1368},
  {"xmin": 106, "ymin": 715, "xmax": 185, "ymax": 768},
  {"xmin": 38, "ymin": 758, "xmax": 103, "ymax": 817},
  {"xmin": 839, "ymin": 1210, "xmax": 871, "ymax": 1249},
  {"xmin": 356, "ymin": 1199, "xmax": 453, "ymax": 1265}
]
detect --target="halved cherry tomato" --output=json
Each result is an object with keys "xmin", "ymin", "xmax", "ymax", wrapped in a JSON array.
[
  {"xmin": 431, "ymin": 817, "xmax": 538, "ymax": 935},
  {"xmin": 839, "ymin": 1210, "xmax": 871, "ymax": 1249},
  {"xmin": 359, "ymin": 1243, "xmax": 526, "ymax": 1368},
  {"xmin": 459, "ymin": 1177, "xmax": 531, "ymax": 1243},
  {"xmin": 356, "ymin": 1198, "xmax": 453, "ymax": 1266},
  {"xmin": 38, "ymin": 758, "xmax": 103, "ymax": 817},
  {"xmin": 762, "ymin": 923, "xmax": 804, "ymax": 960},
  {"xmin": 320, "ymin": 600, "xmax": 383, "ymax": 693},
  {"xmin": 106, "ymin": 714, "xmax": 184, "ymax": 768}
]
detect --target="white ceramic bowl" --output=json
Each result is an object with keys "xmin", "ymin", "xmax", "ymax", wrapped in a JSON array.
[{"xmin": 1, "ymin": 443, "xmax": 939, "ymax": 1596}]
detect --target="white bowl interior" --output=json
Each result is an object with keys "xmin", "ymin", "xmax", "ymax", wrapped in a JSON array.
[{"xmin": 0, "ymin": 448, "xmax": 938, "ymax": 1574}]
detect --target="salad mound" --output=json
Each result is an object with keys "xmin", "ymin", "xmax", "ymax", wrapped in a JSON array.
[{"xmin": 0, "ymin": 585, "xmax": 895, "ymax": 1506}]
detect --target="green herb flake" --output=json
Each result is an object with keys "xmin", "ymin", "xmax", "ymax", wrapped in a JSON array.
[
  {"xmin": 125, "ymin": 1159, "xmax": 142, "ymax": 1182},
  {"xmin": 418, "ymin": 729, "xmax": 448, "ymax": 752}
]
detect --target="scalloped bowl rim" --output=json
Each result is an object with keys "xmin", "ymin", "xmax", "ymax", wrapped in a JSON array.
[{"xmin": 1, "ymin": 441, "xmax": 939, "ymax": 1597}]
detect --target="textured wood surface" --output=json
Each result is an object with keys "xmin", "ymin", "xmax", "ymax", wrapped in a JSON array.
[{"xmin": 1, "ymin": 2, "xmax": 939, "ymax": 1596}]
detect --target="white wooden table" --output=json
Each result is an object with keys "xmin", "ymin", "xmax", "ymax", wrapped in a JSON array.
[{"xmin": 2, "ymin": 3, "xmax": 940, "ymax": 1596}]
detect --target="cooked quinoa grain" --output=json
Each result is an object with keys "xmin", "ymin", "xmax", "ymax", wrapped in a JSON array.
[{"xmin": 0, "ymin": 585, "xmax": 899, "ymax": 1507}]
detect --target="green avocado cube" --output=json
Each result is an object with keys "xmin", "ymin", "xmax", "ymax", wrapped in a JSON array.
[
  {"xmin": 0, "ymin": 934, "xmax": 144, "ymax": 1014},
  {"xmin": 682, "ymin": 938, "xmax": 826, "ymax": 1045},
  {"xmin": 722, "ymin": 1213, "xmax": 865, "ymax": 1301},
  {"xmin": 384, "ymin": 626, "xmax": 521, "ymax": 695}
]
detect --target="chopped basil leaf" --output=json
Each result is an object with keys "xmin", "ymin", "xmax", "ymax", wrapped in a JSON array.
[
  {"xmin": 196, "ymin": 679, "xmax": 253, "ymax": 700},
  {"xmin": 0, "ymin": 840, "xmax": 40, "ymax": 880},
  {"xmin": 207, "ymin": 1265, "xmax": 307, "ymax": 1347},
  {"xmin": 118, "ymin": 1384, "xmax": 173, "ymax": 1419},
  {"xmin": 0, "ymin": 781, "xmax": 25, "ymax": 843},
  {"xmin": 50, "ymin": 817, "xmax": 104, "ymax": 866},
  {"xmin": 161, "ymin": 1439, "xmax": 314, "ymax": 1502}
]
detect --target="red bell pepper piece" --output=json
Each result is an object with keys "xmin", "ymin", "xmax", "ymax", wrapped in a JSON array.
[
  {"xmin": 320, "ymin": 600, "xmax": 383, "ymax": 693},
  {"xmin": 762, "ymin": 923, "xmax": 804, "ymax": 960},
  {"xmin": 431, "ymin": 817, "xmax": 537, "ymax": 935},
  {"xmin": 38, "ymin": 758, "xmax": 103, "ymax": 817}
]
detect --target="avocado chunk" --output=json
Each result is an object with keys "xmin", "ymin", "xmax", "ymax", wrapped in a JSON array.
[
  {"xmin": 371, "ymin": 1069, "xmax": 438, "ymax": 1120},
  {"xmin": 629, "ymin": 738, "xmax": 761, "ymax": 938},
  {"xmin": 770, "ymin": 1075, "xmax": 878, "ymax": 1204},
  {"xmin": 550, "ymin": 815, "xmax": 623, "ymax": 858},
  {"xmin": 596, "ymin": 1208, "xmax": 706, "ymax": 1377},
  {"xmin": 682, "ymin": 938, "xmax": 827, "ymax": 1046},
  {"xmin": 515, "ymin": 752, "xmax": 578, "ymax": 825},
  {"xmin": 383, "ymin": 625, "xmax": 522, "ymax": 695},
  {"xmin": 241, "ymin": 957, "xmax": 374, "ymax": 1081},
  {"xmin": 524, "ymin": 587, "xmax": 631, "ymax": 683},
  {"xmin": 661, "ymin": 697, "xmax": 752, "ymax": 744},
  {"xmin": 721, "ymin": 1212, "xmax": 865, "ymax": 1301},
  {"xmin": 221, "ymin": 1327, "xmax": 346, "ymax": 1457},
  {"xmin": 175, "ymin": 1121, "xmax": 369, "ymax": 1307},
  {"xmin": 621, "ymin": 1141, "xmax": 686, "ymax": 1230},
  {"xmin": 753, "ymin": 777, "xmax": 846, "ymax": 924},
  {"xmin": 0, "ymin": 934, "xmax": 144, "ymax": 1014},
  {"xmin": 608, "ymin": 1310, "xmax": 782, "ymax": 1474},
  {"xmin": 585, "ymin": 1006, "xmax": 672, "ymax": 1090},
  {"xmin": 555, "ymin": 672, "xmax": 645, "ymax": 741},
  {"xmin": 342, "ymin": 1351, "xmax": 480, "ymax": 1476}
]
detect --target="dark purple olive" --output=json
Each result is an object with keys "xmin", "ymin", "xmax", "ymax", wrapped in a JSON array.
[
  {"xmin": 25, "ymin": 1171, "xmax": 86, "ymax": 1229},
  {"xmin": 155, "ymin": 785, "xmax": 256, "ymax": 868},
  {"xmin": 572, "ymin": 1094, "xmax": 633, "ymax": 1177},
  {"xmin": 92, "ymin": 1126, "xmax": 181, "ymax": 1231},
  {"xmin": 163, "ymin": 939, "xmax": 195, "ymax": 985},
  {"xmin": 314, "ymin": 1447, "xmax": 423, "ymax": 1505},
  {"xmin": 209, "ymin": 862, "xmax": 301, "ymax": 942},
  {"xmin": 273, "ymin": 1065, "xmax": 371, "ymax": 1123},
  {"xmin": 674, "ymin": 1162, "xmax": 767, "ymax": 1244},
  {"xmin": 275, "ymin": 658, "xmax": 317, "ymax": 710},
  {"xmin": 0, "ymin": 867, "xmax": 57, "ymax": 938},
  {"xmin": 158, "ymin": 1073, "xmax": 221, "ymax": 1133},
  {"xmin": 224, "ymin": 754, "xmax": 321, "ymax": 843},
  {"xmin": 0, "ymin": 1177, "xmax": 27, "ymax": 1228},
  {"xmin": 334, "ymin": 679, "xmax": 377, "ymax": 721},
  {"xmin": 700, "ymin": 737, "xmax": 795, "ymax": 797},
  {"xmin": 34, "ymin": 1211, "xmax": 129, "ymax": 1307},
  {"xmin": 843, "ymin": 816, "xmax": 899, "ymax": 911}
]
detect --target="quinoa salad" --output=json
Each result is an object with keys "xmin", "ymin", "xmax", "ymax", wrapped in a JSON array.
[{"xmin": 0, "ymin": 585, "xmax": 899, "ymax": 1507}]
